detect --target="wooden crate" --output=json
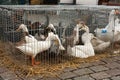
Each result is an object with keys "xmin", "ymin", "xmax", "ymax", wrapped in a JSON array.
[{"xmin": 30, "ymin": 0, "xmax": 43, "ymax": 5}]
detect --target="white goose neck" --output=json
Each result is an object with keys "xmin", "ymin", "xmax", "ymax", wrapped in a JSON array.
[{"xmin": 84, "ymin": 40, "xmax": 92, "ymax": 47}]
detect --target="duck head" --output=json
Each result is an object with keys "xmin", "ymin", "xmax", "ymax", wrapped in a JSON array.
[
  {"xmin": 114, "ymin": 9, "xmax": 120, "ymax": 15},
  {"xmin": 16, "ymin": 24, "xmax": 29, "ymax": 36},
  {"xmin": 16, "ymin": 24, "xmax": 29, "ymax": 32},
  {"xmin": 46, "ymin": 24, "xmax": 56, "ymax": 34},
  {"xmin": 76, "ymin": 21, "xmax": 85, "ymax": 29},
  {"xmin": 77, "ymin": 21, "xmax": 89, "ymax": 33}
]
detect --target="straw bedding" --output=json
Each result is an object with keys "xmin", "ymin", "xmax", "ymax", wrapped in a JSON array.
[{"xmin": 0, "ymin": 41, "xmax": 119, "ymax": 78}]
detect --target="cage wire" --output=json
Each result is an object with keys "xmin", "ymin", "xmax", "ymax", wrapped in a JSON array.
[{"xmin": 0, "ymin": 5, "xmax": 120, "ymax": 77}]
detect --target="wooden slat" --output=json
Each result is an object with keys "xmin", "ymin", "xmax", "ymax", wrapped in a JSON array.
[
  {"xmin": 107, "ymin": 2, "xmax": 120, "ymax": 6},
  {"xmin": 30, "ymin": 0, "xmax": 43, "ymax": 5}
]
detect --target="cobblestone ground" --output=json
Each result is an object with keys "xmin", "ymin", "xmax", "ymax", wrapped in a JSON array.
[{"xmin": 0, "ymin": 55, "xmax": 120, "ymax": 80}]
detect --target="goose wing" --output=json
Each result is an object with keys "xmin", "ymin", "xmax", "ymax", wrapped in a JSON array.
[
  {"xmin": 71, "ymin": 46, "xmax": 88, "ymax": 58},
  {"xmin": 16, "ymin": 45, "xmax": 34, "ymax": 56}
]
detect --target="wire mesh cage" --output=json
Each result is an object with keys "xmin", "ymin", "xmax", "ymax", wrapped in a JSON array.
[{"xmin": 0, "ymin": 5, "xmax": 120, "ymax": 77}]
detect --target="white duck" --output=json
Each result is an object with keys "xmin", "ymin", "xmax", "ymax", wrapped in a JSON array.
[
  {"xmin": 45, "ymin": 23, "xmax": 65, "ymax": 50},
  {"xmin": 16, "ymin": 32, "xmax": 63, "ymax": 66},
  {"xmin": 67, "ymin": 32, "xmax": 95, "ymax": 58},
  {"xmin": 94, "ymin": 9, "xmax": 120, "ymax": 42},
  {"xmin": 16, "ymin": 24, "xmax": 38, "ymax": 43},
  {"xmin": 79, "ymin": 23, "xmax": 110, "ymax": 52},
  {"xmin": 62, "ymin": 22, "xmax": 85, "ymax": 48}
]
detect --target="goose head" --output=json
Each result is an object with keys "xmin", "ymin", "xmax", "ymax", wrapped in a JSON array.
[
  {"xmin": 73, "ymin": 21, "xmax": 87, "ymax": 35},
  {"xmin": 114, "ymin": 9, "xmax": 120, "ymax": 15},
  {"xmin": 75, "ymin": 22, "xmax": 84, "ymax": 29},
  {"xmin": 46, "ymin": 24, "xmax": 56, "ymax": 33},
  {"xmin": 16, "ymin": 24, "xmax": 29, "ymax": 36},
  {"xmin": 16, "ymin": 24, "xmax": 29, "ymax": 32},
  {"xmin": 77, "ymin": 21, "xmax": 89, "ymax": 33}
]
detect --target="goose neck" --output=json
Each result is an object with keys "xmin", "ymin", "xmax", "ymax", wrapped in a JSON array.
[{"xmin": 84, "ymin": 40, "xmax": 92, "ymax": 46}]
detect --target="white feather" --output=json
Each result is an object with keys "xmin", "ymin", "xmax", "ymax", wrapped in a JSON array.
[
  {"xmin": 16, "ymin": 32, "xmax": 57, "ymax": 58},
  {"xmin": 16, "ymin": 41, "xmax": 51, "ymax": 57},
  {"xmin": 67, "ymin": 33, "xmax": 95, "ymax": 58},
  {"xmin": 25, "ymin": 35, "xmax": 38, "ymax": 43},
  {"xmin": 91, "ymin": 37, "xmax": 110, "ymax": 52}
]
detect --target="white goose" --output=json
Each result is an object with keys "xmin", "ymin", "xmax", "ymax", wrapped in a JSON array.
[
  {"xmin": 16, "ymin": 32, "xmax": 62, "ymax": 66},
  {"xmin": 67, "ymin": 32, "xmax": 95, "ymax": 58},
  {"xmin": 62, "ymin": 22, "xmax": 85, "ymax": 48},
  {"xmin": 94, "ymin": 9, "xmax": 120, "ymax": 42},
  {"xmin": 79, "ymin": 24, "xmax": 110, "ymax": 52},
  {"xmin": 16, "ymin": 24, "xmax": 38, "ymax": 43},
  {"xmin": 73, "ymin": 22, "xmax": 86, "ymax": 45},
  {"xmin": 45, "ymin": 23, "xmax": 65, "ymax": 50}
]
